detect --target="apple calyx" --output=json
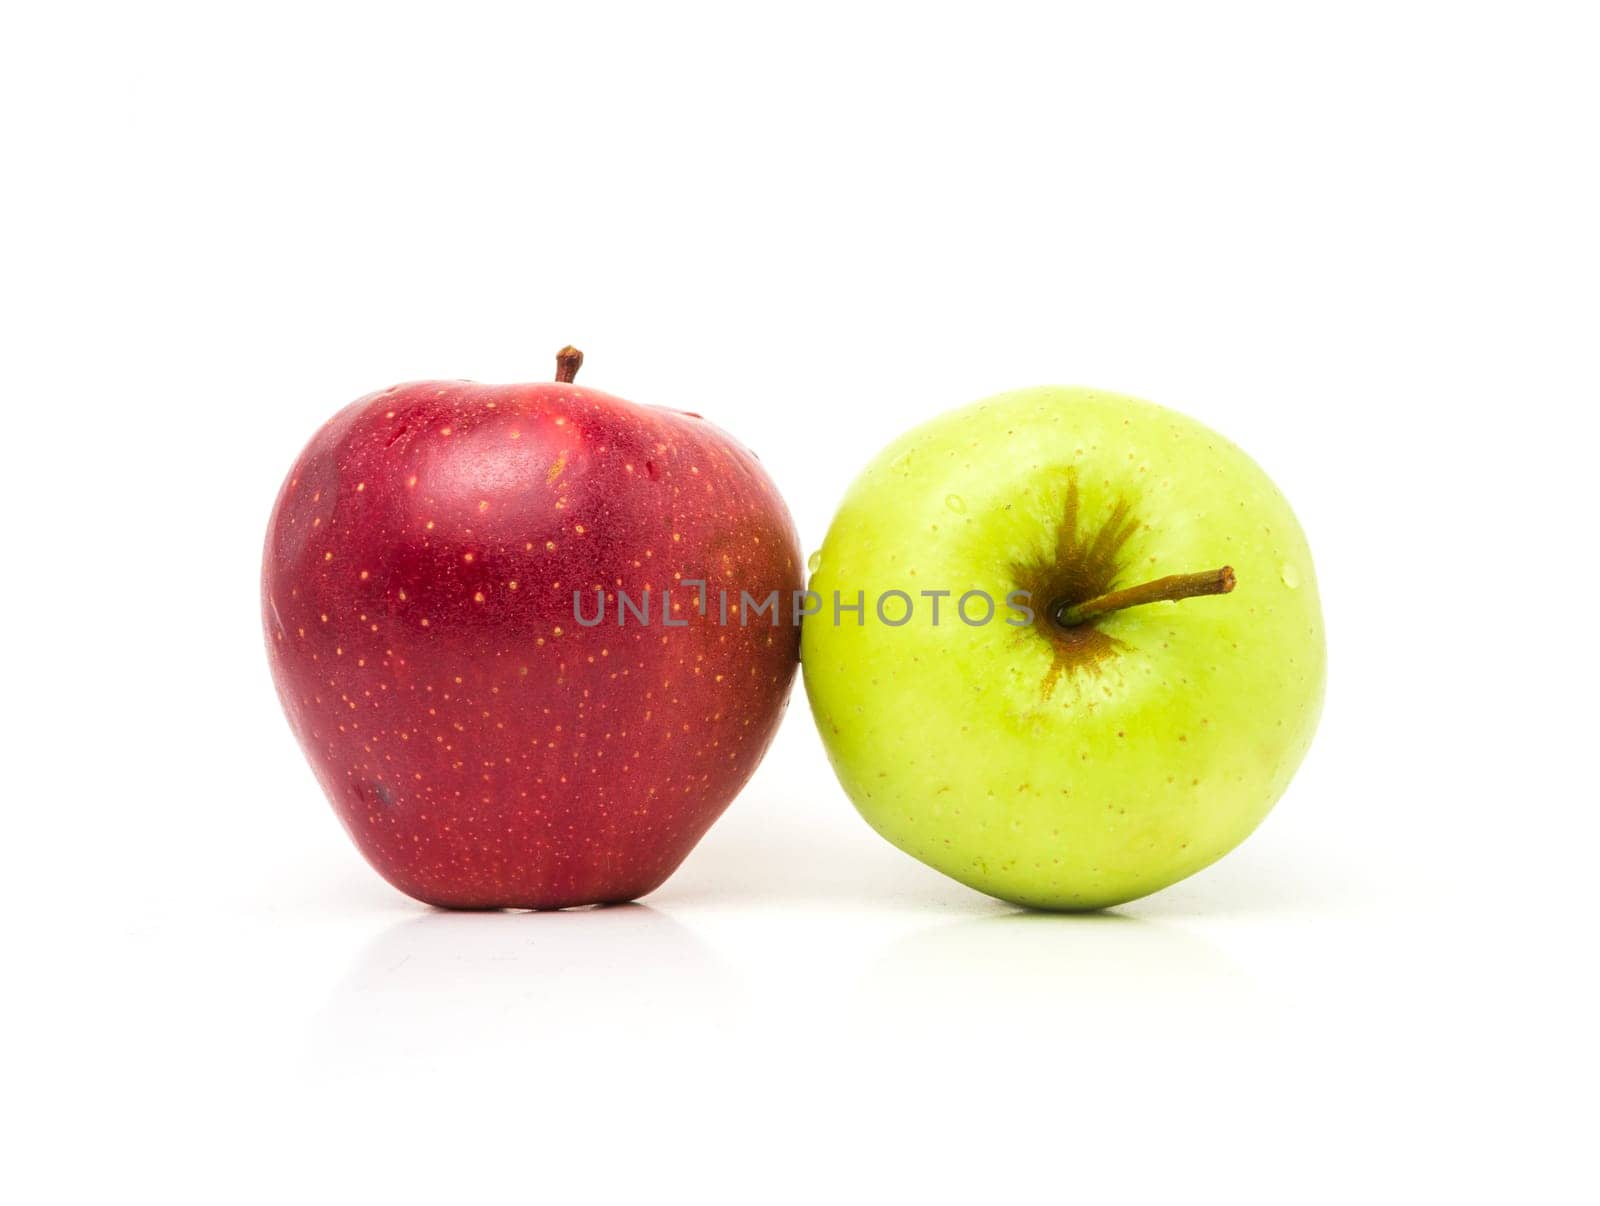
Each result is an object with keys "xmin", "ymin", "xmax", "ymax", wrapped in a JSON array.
[
  {"xmin": 1052, "ymin": 566, "xmax": 1235, "ymax": 628},
  {"xmin": 555, "ymin": 345, "xmax": 584, "ymax": 383}
]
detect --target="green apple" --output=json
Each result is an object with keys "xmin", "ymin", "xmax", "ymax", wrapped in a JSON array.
[{"xmin": 802, "ymin": 387, "xmax": 1324, "ymax": 910}]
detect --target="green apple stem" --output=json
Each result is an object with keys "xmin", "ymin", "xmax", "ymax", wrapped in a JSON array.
[
  {"xmin": 556, "ymin": 346, "xmax": 584, "ymax": 383},
  {"xmin": 1053, "ymin": 567, "xmax": 1236, "ymax": 627}
]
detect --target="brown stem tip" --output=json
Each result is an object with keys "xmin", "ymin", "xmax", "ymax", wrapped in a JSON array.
[
  {"xmin": 555, "ymin": 346, "xmax": 584, "ymax": 383},
  {"xmin": 1054, "ymin": 566, "xmax": 1235, "ymax": 627}
]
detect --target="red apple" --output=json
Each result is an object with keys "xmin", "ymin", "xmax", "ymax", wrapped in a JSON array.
[{"xmin": 262, "ymin": 348, "xmax": 802, "ymax": 909}]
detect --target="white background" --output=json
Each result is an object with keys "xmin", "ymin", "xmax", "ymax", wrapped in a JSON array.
[{"xmin": 5, "ymin": 3, "xmax": 1596, "ymax": 1201}]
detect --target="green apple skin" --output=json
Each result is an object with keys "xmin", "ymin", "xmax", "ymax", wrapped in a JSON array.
[{"xmin": 802, "ymin": 387, "xmax": 1324, "ymax": 910}]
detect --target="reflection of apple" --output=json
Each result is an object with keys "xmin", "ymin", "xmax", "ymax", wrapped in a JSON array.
[
  {"xmin": 802, "ymin": 387, "xmax": 1324, "ymax": 910},
  {"xmin": 856, "ymin": 913, "xmax": 1252, "ymax": 1040},
  {"xmin": 263, "ymin": 349, "xmax": 802, "ymax": 909},
  {"xmin": 317, "ymin": 906, "xmax": 732, "ymax": 1075}
]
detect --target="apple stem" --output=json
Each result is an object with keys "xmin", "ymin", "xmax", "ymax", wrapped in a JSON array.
[
  {"xmin": 555, "ymin": 346, "xmax": 584, "ymax": 383},
  {"xmin": 1053, "ymin": 567, "xmax": 1236, "ymax": 627}
]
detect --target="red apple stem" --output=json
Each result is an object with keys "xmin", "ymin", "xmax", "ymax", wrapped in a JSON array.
[
  {"xmin": 1054, "ymin": 567, "xmax": 1236, "ymax": 627},
  {"xmin": 555, "ymin": 346, "xmax": 584, "ymax": 383}
]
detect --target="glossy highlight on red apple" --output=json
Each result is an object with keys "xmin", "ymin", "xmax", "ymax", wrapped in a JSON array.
[{"xmin": 262, "ymin": 348, "xmax": 802, "ymax": 909}]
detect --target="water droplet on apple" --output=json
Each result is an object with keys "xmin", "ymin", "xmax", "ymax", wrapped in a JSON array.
[
  {"xmin": 1279, "ymin": 562, "xmax": 1301, "ymax": 589},
  {"xmin": 806, "ymin": 550, "xmax": 822, "ymax": 574},
  {"xmin": 944, "ymin": 494, "xmax": 966, "ymax": 513}
]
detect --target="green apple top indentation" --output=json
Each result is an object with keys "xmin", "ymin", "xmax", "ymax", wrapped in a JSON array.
[{"xmin": 1007, "ymin": 467, "xmax": 1232, "ymax": 701}]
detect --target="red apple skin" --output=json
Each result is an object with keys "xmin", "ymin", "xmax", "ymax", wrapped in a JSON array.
[{"xmin": 262, "ymin": 377, "xmax": 802, "ymax": 909}]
